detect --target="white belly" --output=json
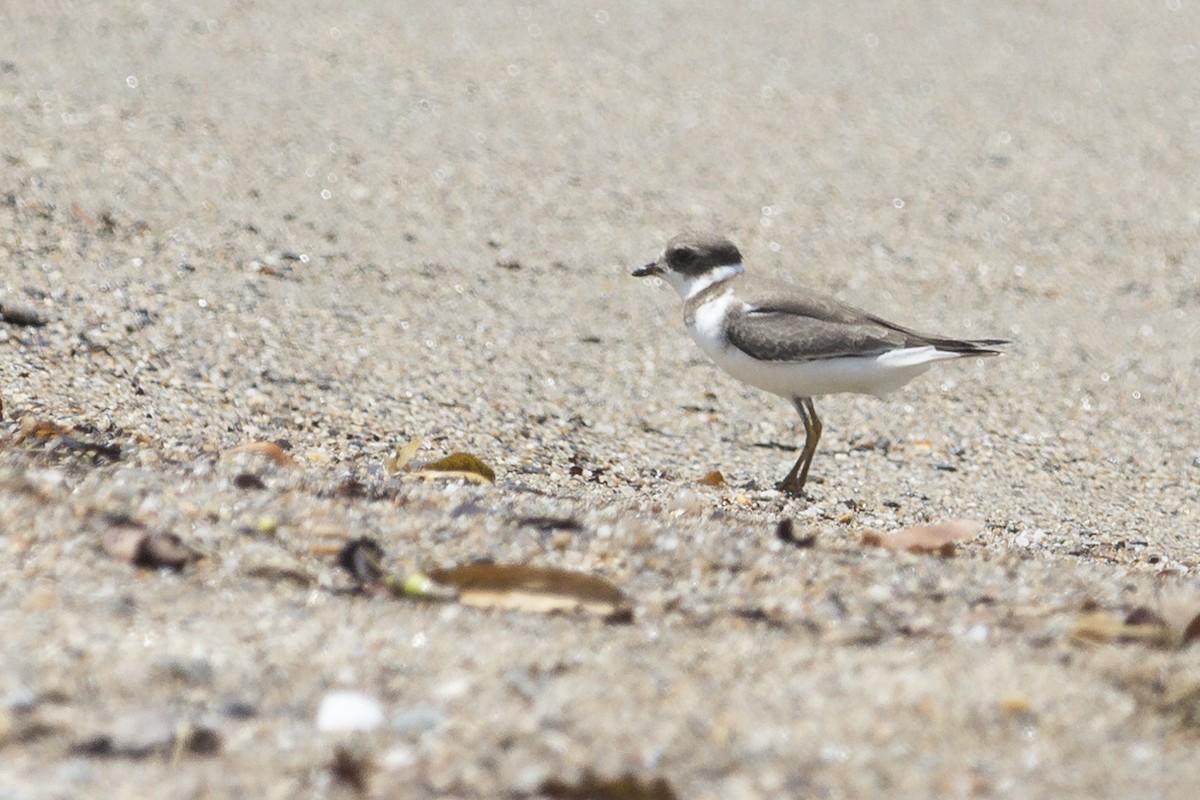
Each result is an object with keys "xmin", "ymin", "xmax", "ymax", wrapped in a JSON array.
[
  {"xmin": 697, "ymin": 341, "xmax": 950, "ymax": 398},
  {"xmin": 687, "ymin": 293, "xmax": 961, "ymax": 399}
]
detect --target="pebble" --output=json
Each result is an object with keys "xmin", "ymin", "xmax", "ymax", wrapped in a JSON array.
[
  {"xmin": 963, "ymin": 623, "xmax": 990, "ymax": 644},
  {"xmin": 392, "ymin": 704, "xmax": 445, "ymax": 735},
  {"xmin": 1, "ymin": 687, "xmax": 39, "ymax": 712},
  {"xmin": 0, "ymin": 301, "xmax": 47, "ymax": 327},
  {"xmin": 160, "ymin": 655, "xmax": 216, "ymax": 687},
  {"xmin": 218, "ymin": 698, "xmax": 258, "ymax": 719},
  {"xmin": 316, "ymin": 690, "xmax": 386, "ymax": 732}
]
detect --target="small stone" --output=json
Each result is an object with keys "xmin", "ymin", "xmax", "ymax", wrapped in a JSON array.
[
  {"xmin": 160, "ymin": 655, "xmax": 215, "ymax": 687},
  {"xmin": 1, "ymin": 687, "xmax": 39, "ymax": 713},
  {"xmin": 391, "ymin": 704, "xmax": 444, "ymax": 735},
  {"xmin": 218, "ymin": 698, "xmax": 258, "ymax": 719},
  {"xmin": 316, "ymin": 690, "xmax": 385, "ymax": 733},
  {"xmin": 1, "ymin": 301, "xmax": 47, "ymax": 327},
  {"xmin": 963, "ymin": 623, "xmax": 990, "ymax": 643}
]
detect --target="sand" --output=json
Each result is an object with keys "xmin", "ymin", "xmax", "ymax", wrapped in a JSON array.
[{"xmin": 2, "ymin": 1, "xmax": 1200, "ymax": 797}]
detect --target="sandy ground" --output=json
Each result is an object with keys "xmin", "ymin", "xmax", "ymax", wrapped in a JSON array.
[{"xmin": 2, "ymin": 1, "xmax": 1200, "ymax": 797}]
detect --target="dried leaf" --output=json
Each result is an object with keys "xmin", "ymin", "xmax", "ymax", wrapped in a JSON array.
[
  {"xmin": 417, "ymin": 452, "xmax": 496, "ymax": 483},
  {"xmin": 14, "ymin": 417, "xmax": 122, "ymax": 462},
  {"xmin": 253, "ymin": 515, "xmax": 278, "ymax": 536},
  {"xmin": 863, "ymin": 519, "xmax": 982, "ymax": 556},
  {"xmin": 1150, "ymin": 598, "xmax": 1200, "ymax": 648},
  {"xmin": 389, "ymin": 572, "xmax": 458, "ymax": 601},
  {"xmin": 19, "ymin": 417, "xmax": 70, "ymax": 440},
  {"xmin": 1070, "ymin": 611, "xmax": 1169, "ymax": 646},
  {"xmin": 412, "ymin": 468, "xmax": 493, "ymax": 484},
  {"xmin": 387, "ymin": 439, "xmax": 424, "ymax": 475},
  {"xmin": 998, "ymin": 694, "xmax": 1033, "ymax": 716},
  {"xmin": 1069, "ymin": 612, "xmax": 1122, "ymax": 645},
  {"xmin": 331, "ymin": 478, "xmax": 368, "ymax": 499},
  {"xmin": 1073, "ymin": 601, "xmax": 1200, "ymax": 650},
  {"xmin": 517, "ymin": 516, "xmax": 584, "ymax": 532},
  {"xmin": 698, "ymin": 470, "xmax": 726, "ymax": 487},
  {"xmin": 225, "ymin": 441, "xmax": 296, "ymax": 466},
  {"xmin": 243, "ymin": 562, "xmax": 314, "ymax": 587},
  {"xmin": 1182, "ymin": 611, "xmax": 1200, "ymax": 646},
  {"xmin": 1124, "ymin": 607, "xmax": 1166, "ymax": 627},
  {"xmin": 541, "ymin": 771, "xmax": 678, "ymax": 800},
  {"xmin": 58, "ymin": 436, "xmax": 122, "ymax": 462},
  {"xmin": 427, "ymin": 564, "xmax": 631, "ymax": 620}
]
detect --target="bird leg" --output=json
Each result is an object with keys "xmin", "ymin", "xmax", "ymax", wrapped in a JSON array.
[{"xmin": 777, "ymin": 397, "xmax": 822, "ymax": 495}]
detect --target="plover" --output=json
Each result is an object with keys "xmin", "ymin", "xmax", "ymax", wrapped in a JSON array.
[{"xmin": 633, "ymin": 231, "xmax": 1007, "ymax": 494}]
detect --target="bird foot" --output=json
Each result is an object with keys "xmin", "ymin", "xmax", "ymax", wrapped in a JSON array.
[{"xmin": 775, "ymin": 479, "xmax": 809, "ymax": 497}]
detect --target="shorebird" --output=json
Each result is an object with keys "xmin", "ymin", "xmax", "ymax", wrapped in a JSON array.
[{"xmin": 633, "ymin": 231, "xmax": 1007, "ymax": 494}]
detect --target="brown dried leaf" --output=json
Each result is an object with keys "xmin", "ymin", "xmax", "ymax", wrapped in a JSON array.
[
  {"xmin": 863, "ymin": 518, "xmax": 982, "ymax": 556},
  {"xmin": 1152, "ymin": 597, "xmax": 1200, "ymax": 648},
  {"xmin": 698, "ymin": 470, "xmax": 726, "ymax": 487},
  {"xmin": 225, "ymin": 441, "xmax": 296, "ymax": 466},
  {"xmin": 427, "ymin": 564, "xmax": 631, "ymax": 620},
  {"xmin": 1069, "ymin": 612, "xmax": 1124, "ymax": 645},
  {"xmin": 1124, "ymin": 607, "xmax": 1166, "ymax": 627},
  {"xmin": 15, "ymin": 417, "xmax": 123, "ymax": 463},
  {"xmin": 18, "ymin": 417, "xmax": 71, "ymax": 441},
  {"xmin": 1070, "ymin": 611, "xmax": 1169, "ymax": 646},
  {"xmin": 243, "ymin": 561, "xmax": 314, "ymax": 587},
  {"xmin": 998, "ymin": 693, "xmax": 1033, "ymax": 716},
  {"xmin": 417, "ymin": 452, "xmax": 496, "ymax": 483},
  {"xmin": 1075, "ymin": 602, "xmax": 1200, "ymax": 650},
  {"xmin": 516, "ymin": 516, "xmax": 584, "ymax": 532},
  {"xmin": 412, "ymin": 468, "xmax": 493, "ymax": 485},
  {"xmin": 541, "ymin": 771, "xmax": 678, "ymax": 800},
  {"xmin": 386, "ymin": 439, "xmax": 423, "ymax": 475},
  {"xmin": 1182, "ymin": 611, "xmax": 1200, "ymax": 646}
]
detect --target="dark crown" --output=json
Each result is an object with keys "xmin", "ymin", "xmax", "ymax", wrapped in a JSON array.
[{"xmin": 662, "ymin": 232, "xmax": 743, "ymax": 275}]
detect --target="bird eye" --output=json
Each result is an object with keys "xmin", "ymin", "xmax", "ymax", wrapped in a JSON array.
[{"xmin": 668, "ymin": 247, "xmax": 697, "ymax": 266}]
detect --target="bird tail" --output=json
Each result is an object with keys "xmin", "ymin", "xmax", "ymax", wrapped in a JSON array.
[
  {"xmin": 924, "ymin": 336, "xmax": 1009, "ymax": 356},
  {"xmin": 866, "ymin": 311, "xmax": 1010, "ymax": 356}
]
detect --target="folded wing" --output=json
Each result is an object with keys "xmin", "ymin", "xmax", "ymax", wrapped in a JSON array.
[{"xmin": 725, "ymin": 282, "xmax": 1007, "ymax": 363}]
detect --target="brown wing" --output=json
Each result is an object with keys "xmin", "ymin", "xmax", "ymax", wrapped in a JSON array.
[
  {"xmin": 726, "ymin": 278, "xmax": 1008, "ymax": 363},
  {"xmin": 724, "ymin": 308, "xmax": 910, "ymax": 363}
]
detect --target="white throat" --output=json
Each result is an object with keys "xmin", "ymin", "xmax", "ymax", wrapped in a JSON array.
[{"xmin": 663, "ymin": 263, "xmax": 745, "ymax": 300}]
